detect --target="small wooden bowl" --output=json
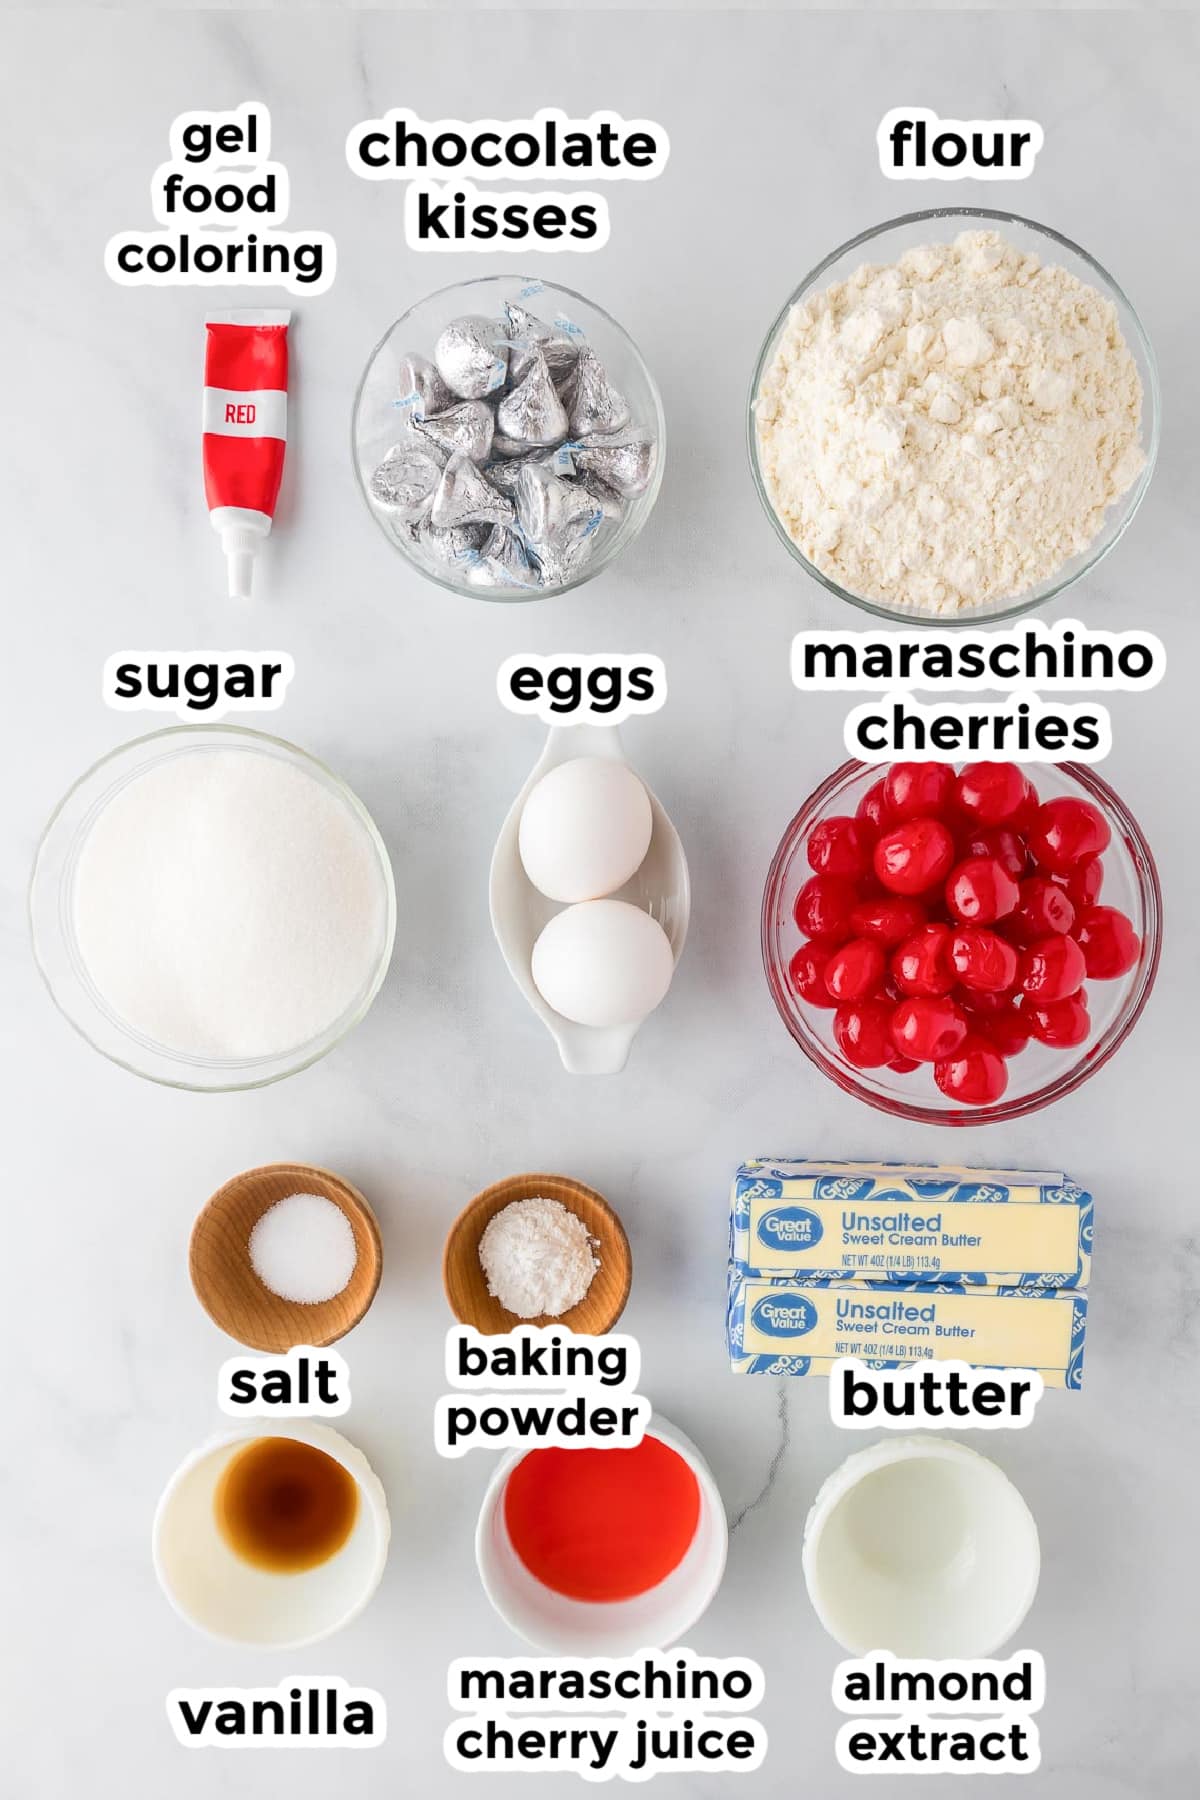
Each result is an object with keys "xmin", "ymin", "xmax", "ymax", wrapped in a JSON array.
[
  {"xmin": 443, "ymin": 1173, "xmax": 631, "ymax": 1336},
  {"xmin": 190, "ymin": 1163, "xmax": 383, "ymax": 1352}
]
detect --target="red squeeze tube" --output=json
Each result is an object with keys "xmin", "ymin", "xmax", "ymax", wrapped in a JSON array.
[{"xmin": 202, "ymin": 309, "xmax": 290, "ymax": 599}]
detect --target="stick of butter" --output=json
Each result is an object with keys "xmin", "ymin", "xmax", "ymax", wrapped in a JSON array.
[
  {"xmin": 731, "ymin": 1161, "xmax": 1091, "ymax": 1288},
  {"xmin": 727, "ymin": 1277, "xmax": 1087, "ymax": 1390}
]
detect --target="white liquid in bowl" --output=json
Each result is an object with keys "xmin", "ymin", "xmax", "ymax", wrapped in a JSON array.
[{"xmin": 803, "ymin": 1437, "xmax": 1040, "ymax": 1657}]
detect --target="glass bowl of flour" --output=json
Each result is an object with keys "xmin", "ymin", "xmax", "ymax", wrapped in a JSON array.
[
  {"xmin": 750, "ymin": 208, "xmax": 1159, "ymax": 623},
  {"xmin": 30, "ymin": 727, "xmax": 396, "ymax": 1089}
]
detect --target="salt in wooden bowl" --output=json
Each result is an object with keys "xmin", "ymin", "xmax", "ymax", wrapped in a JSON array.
[{"xmin": 190, "ymin": 1162, "xmax": 383, "ymax": 1352}]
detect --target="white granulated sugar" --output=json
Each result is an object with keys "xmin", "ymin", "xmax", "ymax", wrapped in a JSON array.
[
  {"xmin": 248, "ymin": 1192, "xmax": 359, "ymax": 1305},
  {"xmin": 478, "ymin": 1196, "xmax": 600, "ymax": 1319},
  {"xmin": 756, "ymin": 230, "xmax": 1146, "ymax": 614},
  {"xmin": 73, "ymin": 748, "xmax": 387, "ymax": 1058}
]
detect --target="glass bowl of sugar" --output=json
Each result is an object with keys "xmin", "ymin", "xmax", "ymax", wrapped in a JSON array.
[
  {"xmin": 748, "ymin": 207, "xmax": 1159, "ymax": 624},
  {"xmin": 30, "ymin": 726, "xmax": 396, "ymax": 1090}
]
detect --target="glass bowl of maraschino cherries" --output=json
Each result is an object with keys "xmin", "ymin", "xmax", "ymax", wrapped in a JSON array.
[{"xmin": 762, "ymin": 759, "xmax": 1161, "ymax": 1123}]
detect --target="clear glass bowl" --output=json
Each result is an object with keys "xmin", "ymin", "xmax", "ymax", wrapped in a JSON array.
[
  {"xmin": 748, "ymin": 208, "xmax": 1160, "ymax": 625},
  {"xmin": 762, "ymin": 760, "xmax": 1161, "ymax": 1125},
  {"xmin": 30, "ymin": 726, "xmax": 396, "ymax": 1092},
  {"xmin": 353, "ymin": 274, "xmax": 665, "ymax": 603}
]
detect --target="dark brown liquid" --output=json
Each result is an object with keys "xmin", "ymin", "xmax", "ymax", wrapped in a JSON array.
[{"xmin": 214, "ymin": 1437, "xmax": 359, "ymax": 1573}]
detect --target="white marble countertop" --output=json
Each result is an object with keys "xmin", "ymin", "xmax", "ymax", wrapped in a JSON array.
[{"xmin": 2, "ymin": 8, "xmax": 1198, "ymax": 1797}]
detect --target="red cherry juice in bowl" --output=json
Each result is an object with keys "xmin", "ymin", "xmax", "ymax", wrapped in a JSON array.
[{"xmin": 761, "ymin": 759, "xmax": 1161, "ymax": 1125}]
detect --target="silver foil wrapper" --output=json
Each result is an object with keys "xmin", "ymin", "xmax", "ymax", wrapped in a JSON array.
[
  {"xmin": 415, "ymin": 399, "xmax": 494, "ymax": 465},
  {"xmin": 482, "ymin": 451, "xmax": 542, "ymax": 498},
  {"xmin": 434, "ymin": 315, "xmax": 510, "ymax": 400},
  {"xmin": 407, "ymin": 517, "xmax": 488, "ymax": 569},
  {"xmin": 531, "ymin": 519, "xmax": 610, "ymax": 590},
  {"xmin": 485, "ymin": 441, "xmax": 579, "ymax": 499},
  {"xmin": 515, "ymin": 463, "xmax": 607, "ymax": 549},
  {"xmin": 571, "ymin": 427, "xmax": 657, "ymax": 498},
  {"xmin": 495, "ymin": 351, "xmax": 569, "ymax": 450},
  {"xmin": 490, "ymin": 432, "xmax": 531, "ymax": 459},
  {"xmin": 369, "ymin": 443, "xmax": 443, "ymax": 517},
  {"xmin": 573, "ymin": 469, "xmax": 624, "ymax": 522},
  {"xmin": 395, "ymin": 351, "xmax": 452, "ymax": 420},
  {"xmin": 430, "ymin": 452, "xmax": 515, "ymax": 530},
  {"xmin": 539, "ymin": 441, "xmax": 577, "ymax": 478},
  {"xmin": 566, "ymin": 345, "xmax": 631, "ymax": 438},
  {"xmin": 377, "ymin": 295, "xmax": 653, "ymax": 591},
  {"xmin": 389, "ymin": 509, "xmax": 478, "ymax": 554},
  {"xmin": 469, "ymin": 525, "xmax": 544, "ymax": 591},
  {"xmin": 505, "ymin": 300, "xmax": 582, "ymax": 385}
]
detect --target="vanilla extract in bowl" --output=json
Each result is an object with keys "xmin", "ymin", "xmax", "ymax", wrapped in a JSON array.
[{"xmin": 214, "ymin": 1435, "xmax": 359, "ymax": 1574}]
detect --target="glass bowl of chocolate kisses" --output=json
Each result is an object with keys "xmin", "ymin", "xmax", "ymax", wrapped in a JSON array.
[{"xmin": 354, "ymin": 276, "xmax": 665, "ymax": 601}]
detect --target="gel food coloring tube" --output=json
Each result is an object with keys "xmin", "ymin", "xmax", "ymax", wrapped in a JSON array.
[{"xmin": 203, "ymin": 309, "xmax": 290, "ymax": 599}]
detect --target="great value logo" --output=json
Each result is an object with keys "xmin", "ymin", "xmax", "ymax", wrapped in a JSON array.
[
  {"xmin": 750, "ymin": 1294, "xmax": 819, "ymax": 1339},
  {"xmin": 813, "ymin": 1176, "xmax": 873, "ymax": 1202},
  {"xmin": 756, "ymin": 1206, "xmax": 824, "ymax": 1251}
]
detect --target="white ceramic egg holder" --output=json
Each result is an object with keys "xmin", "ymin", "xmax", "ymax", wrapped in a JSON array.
[{"xmin": 489, "ymin": 723, "xmax": 690, "ymax": 1074}]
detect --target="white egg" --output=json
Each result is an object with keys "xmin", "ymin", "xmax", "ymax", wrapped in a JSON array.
[
  {"xmin": 531, "ymin": 900, "xmax": 675, "ymax": 1028},
  {"xmin": 518, "ymin": 757, "xmax": 653, "ymax": 903}
]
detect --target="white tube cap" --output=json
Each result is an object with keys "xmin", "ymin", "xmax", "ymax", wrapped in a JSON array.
[{"xmin": 221, "ymin": 526, "xmax": 260, "ymax": 601}]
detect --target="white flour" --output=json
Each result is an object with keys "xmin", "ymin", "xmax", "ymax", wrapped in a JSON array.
[
  {"xmin": 756, "ymin": 230, "xmax": 1145, "ymax": 613},
  {"xmin": 478, "ymin": 1196, "xmax": 600, "ymax": 1319}
]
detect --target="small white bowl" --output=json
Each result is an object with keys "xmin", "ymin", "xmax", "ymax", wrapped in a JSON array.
[
  {"xmin": 802, "ymin": 1436, "xmax": 1039, "ymax": 1657},
  {"xmin": 489, "ymin": 724, "xmax": 689, "ymax": 1073},
  {"xmin": 152, "ymin": 1423, "xmax": 390, "ymax": 1649},
  {"xmin": 475, "ymin": 1413, "xmax": 727, "ymax": 1652}
]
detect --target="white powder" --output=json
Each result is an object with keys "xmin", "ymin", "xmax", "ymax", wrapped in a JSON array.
[
  {"xmin": 478, "ymin": 1196, "xmax": 600, "ymax": 1319},
  {"xmin": 756, "ymin": 229, "xmax": 1145, "ymax": 614},
  {"xmin": 72, "ymin": 748, "xmax": 388, "ymax": 1059},
  {"xmin": 248, "ymin": 1192, "xmax": 359, "ymax": 1305}
]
